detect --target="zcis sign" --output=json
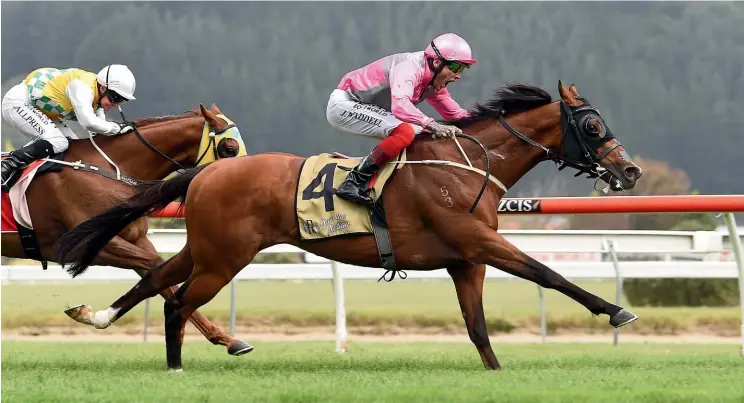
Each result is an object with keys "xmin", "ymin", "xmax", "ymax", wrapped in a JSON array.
[{"xmin": 497, "ymin": 199, "xmax": 542, "ymax": 213}]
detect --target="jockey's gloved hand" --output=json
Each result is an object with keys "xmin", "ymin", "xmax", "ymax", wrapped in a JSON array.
[
  {"xmin": 426, "ymin": 121, "xmax": 462, "ymax": 139},
  {"xmin": 113, "ymin": 121, "xmax": 136, "ymax": 135}
]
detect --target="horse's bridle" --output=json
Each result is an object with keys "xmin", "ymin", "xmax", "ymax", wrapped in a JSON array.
[
  {"xmin": 118, "ymin": 107, "xmax": 236, "ymax": 172},
  {"xmin": 193, "ymin": 122, "xmax": 237, "ymax": 165},
  {"xmin": 452, "ymin": 98, "xmax": 622, "ymax": 214},
  {"xmin": 497, "ymin": 99, "xmax": 621, "ymax": 180}
]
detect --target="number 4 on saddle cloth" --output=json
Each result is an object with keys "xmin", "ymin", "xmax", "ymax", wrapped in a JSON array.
[{"xmin": 295, "ymin": 150, "xmax": 406, "ymax": 277}]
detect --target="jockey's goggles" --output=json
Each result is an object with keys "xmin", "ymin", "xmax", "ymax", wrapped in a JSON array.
[
  {"xmin": 430, "ymin": 41, "xmax": 470, "ymax": 74},
  {"xmin": 446, "ymin": 61, "xmax": 470, "ymax": 74},
  {"xmin": 106, "ymin": 90, "xmax": 127, "ymax": 104}
]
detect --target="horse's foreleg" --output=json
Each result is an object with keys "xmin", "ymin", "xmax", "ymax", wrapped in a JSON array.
[
  {"xmin": 164, "ymin": 264, "xmax": 237, "ymax": 371},
  {"xmin": 447, "ymin": 263, "xmax": 501, "ymax": 370},
  {"xmin": 464, "ymin": 228, "xmax": 637, "ymax": 327}
]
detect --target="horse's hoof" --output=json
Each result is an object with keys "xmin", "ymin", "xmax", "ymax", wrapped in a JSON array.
[
  {"xmin": 228, "ymin": 340, "xmax": 254, "ymax": 356},
  {"xmin": 609, "ymin": 308, "xmax": 638, "ymax": 328},
  {"xmin": 64, "ymin": 304, "xmax": 95, "ymax": 325},
  {"xmin": 64, "ymin": 304, "xmax": 89, "ymax": 317}
]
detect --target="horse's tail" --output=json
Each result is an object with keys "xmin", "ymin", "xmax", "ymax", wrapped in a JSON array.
[{"xmin": 54, "ymin": 165, "xmax": 209, "ymax": 278}]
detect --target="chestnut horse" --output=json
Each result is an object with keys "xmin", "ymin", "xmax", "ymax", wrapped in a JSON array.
[
  {"xmin": 2, "ymin": 104, "xmax": 253, "ymax": 356},
  {"xmin": 56, "ymin": 81, "xmax": 643, "ymax": 371}
]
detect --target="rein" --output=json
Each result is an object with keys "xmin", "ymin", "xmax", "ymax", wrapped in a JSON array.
[
  {"xmin": 119, "ymin": 107, "xmax": 188, "ymax": 171},
  {"xmin": 403, "ymin": 99, "xmax": 621, "ymax": 215},
  {"xmin": 496, "ymin": 100, "xmax": 620, "ymax": 181},
  {"xmin": 18, "ymin": 109, "xmax": 238, "ymax": 187},
  {"xmin": 118, "ymin": 107, "xmax": 236, "ymax": 172},
  {"xmin": 454, "ymin": 133, "xmax": 490, "ymax": 213},
  {"xmin": 390, "ymin": 134, "xmax": 499, "ymax": 214}
]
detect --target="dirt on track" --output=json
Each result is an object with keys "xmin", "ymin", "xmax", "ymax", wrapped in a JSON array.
[{"xmin": 3, "ymin": 324, "xmax": 741, "ymax": 345}]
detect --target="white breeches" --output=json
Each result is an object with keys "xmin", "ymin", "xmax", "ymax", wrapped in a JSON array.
[
  {"xmin": 2, "ymin": 82, "xmax": 76, "ymax": 153},
  {"xmin": 326, "ymin": 89, "xmax": 424, "ymax": 139}
]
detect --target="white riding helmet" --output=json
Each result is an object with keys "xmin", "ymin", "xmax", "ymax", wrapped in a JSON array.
[{"xmin": 97, "ymin": 64, "xmax": 136, "ymax": 101}]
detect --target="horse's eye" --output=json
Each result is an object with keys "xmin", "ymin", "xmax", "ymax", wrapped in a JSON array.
[
  {"xmin": 217, "ymin": 138, "xmax": 240, "ymax": 158},
  {"xmin": 587, "ymin": 122, "xmax": 599, "ymax": 133},
  {"xmin": 582, "ymin": 117, "xmax": 605, "ymax": 137}
]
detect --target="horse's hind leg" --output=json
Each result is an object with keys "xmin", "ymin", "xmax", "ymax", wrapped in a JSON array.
[
  {"xmin": 463, "ymin": 227, "xmax": 637, "ymax": 327},
  {"xmin": 132, "ymin": 237, "xmax": 253, "ymax": 355},
  {"xmin": 66, "ymin": 236, "xmax": 253, "ymax": 356},
  {"xmin": 447, "ymin": 263, "xmax": 501, "ymax": 370},
  {"xmin": 68, "ymin": 254, "xmax": 185, "ymax": 326},
  {"xmin": 162, "ymin": 219, "xmax": 265, "ymax": 371}
]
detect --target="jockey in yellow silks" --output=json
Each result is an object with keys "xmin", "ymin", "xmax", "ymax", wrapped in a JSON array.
[{"xmin": 1, "ymin": 64, "xmax": 137, "ymax": 191}]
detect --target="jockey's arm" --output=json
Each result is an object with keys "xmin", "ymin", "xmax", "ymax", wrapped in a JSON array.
[
  {"xmin": 426, "ymin": 88, "xmax": 470, "ymax": 121},
  {"xmin": 95, "ymin": 107, "xmax": 106, "ymax": 121},
  {"xmin": 389, "ymin": 61, "xmax": 437, "ymax": 129},
  {"xmin": 65, "ymin": 80, "xmax": 120, "ymax": 135}
]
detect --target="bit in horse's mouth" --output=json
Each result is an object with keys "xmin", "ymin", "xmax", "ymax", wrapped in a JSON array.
[
  {"xmin": 598, "ymin": 171, "xmax": 625, "ymax": 192},
  {"xmin": 609, "ymin": 174, "xmax": 625, "ymax": 191}
]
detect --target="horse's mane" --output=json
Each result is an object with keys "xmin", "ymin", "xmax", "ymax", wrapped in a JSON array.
[
  {"xmin": 451, "ymin": 82, "xmax": 552, "ymax": 128},
  {"xmin": 134, "ymin": 109, "xmax": 202, "ymax": 127}
]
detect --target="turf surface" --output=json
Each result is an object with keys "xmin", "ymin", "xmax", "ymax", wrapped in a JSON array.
[{"xmin": 2, "ymin": 341, "xmax": 743, "ymax": 403}]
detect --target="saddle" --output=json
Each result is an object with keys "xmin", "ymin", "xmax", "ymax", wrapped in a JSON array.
[
  {"xmin": 1, "ymin": 152, "xmax": 65, "ymax": 193},
  {"xmin": 0, "ymin": 152, "xmax": 65, "ymax": 270},
  {"xmin": 295, "ymin": 150, "xmax": 406, "ymax": 281}
]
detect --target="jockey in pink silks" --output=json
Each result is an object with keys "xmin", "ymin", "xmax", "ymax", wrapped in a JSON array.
[{"xmin": 326, "ymin": 32, "xmax": 476, "ymax": 207}]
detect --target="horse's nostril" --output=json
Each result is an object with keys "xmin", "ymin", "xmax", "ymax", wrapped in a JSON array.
[{"xmin": 624, "ymin": 166, "xmax": 642, "ymax": 181}]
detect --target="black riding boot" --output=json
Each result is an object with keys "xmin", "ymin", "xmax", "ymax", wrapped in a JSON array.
[
  {"xmin": 335, "ymin": 154, "xmax": 380, "ymax": 208},
  {"xmin": 1, "ymin": 139, "xmax": 55, "ymax": 193}
]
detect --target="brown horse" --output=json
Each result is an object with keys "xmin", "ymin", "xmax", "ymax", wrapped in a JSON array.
[
  {"xmin": 55, "ymin": 81, "xmax": 643, "ymax": 371},
  {"xmin": 2, "ymin": 103, "xmax": 253, "ymax": 356}
]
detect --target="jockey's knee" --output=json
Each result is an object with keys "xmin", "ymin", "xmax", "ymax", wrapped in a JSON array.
[
  {"xmin": 390, "ymin": 123, "xmax": 415, "ymax": 145},
  {"xmin": 325, "ymin": 90, "xmax": 347, "ymax": 127},
  {"xmin": 325, "ymin": 102, "xmax": 348, "ymax": 131},
  {"xmin": 326, "ymin": 112, "xmax": 342, "ymax": 131},
  {"xmin": 44, "ymin": 134, "xmax": 69, "ymax": 154}
]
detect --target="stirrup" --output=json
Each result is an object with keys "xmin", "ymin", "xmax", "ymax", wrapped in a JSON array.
[{"xmin": 336, "ymin": 187, "xmax": 374, "ymax": 208}]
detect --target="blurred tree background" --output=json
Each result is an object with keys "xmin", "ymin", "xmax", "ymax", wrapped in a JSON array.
[{"xmin": 3, "ymin": 2, "xmax": 742, "ymax": 230}]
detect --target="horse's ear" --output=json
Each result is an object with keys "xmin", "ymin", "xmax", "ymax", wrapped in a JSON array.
[
  {"xmin": 558, "ymin": 80, "xmax": 571, "ymax": 100},
  {"xmin": 210, "ymin": 104, "xmax": 223, "ymax": 115},
  {"xmin": 568, "ymin": 84, "xmax": 581, "ymax": 98},
  {"xmin": 558, "ymin": 80, "xmax": 582, "ymax": 107},
  {"xmin": 199, "ymin": 104, "xmax": 210, "ymax": 117},
  {"xmin": 199, "ymin": 104, "xmax": 222, "ymax": 128}
]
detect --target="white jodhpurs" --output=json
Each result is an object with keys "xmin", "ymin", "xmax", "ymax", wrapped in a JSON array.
[
  {"xmin": 326, "ymin": 89, "xmax": 424, "ymax": 139},
  {"xmin": 2, "ymin": 82, "xmax": 75, "ymax": 153}
]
